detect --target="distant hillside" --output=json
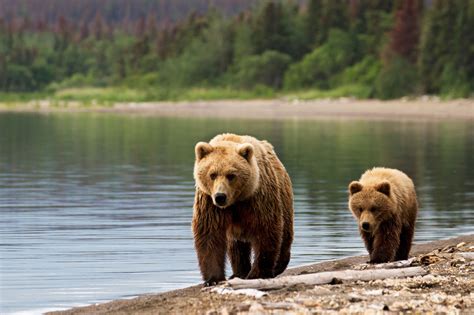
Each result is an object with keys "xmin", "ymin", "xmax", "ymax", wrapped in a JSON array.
[
  {"xmin": 0, "ymin": 0, "xmax": 262, "ymax": 27},
  {"xmin": 1, "ymin": 0, "xmax": 471, "ymax": 99}
]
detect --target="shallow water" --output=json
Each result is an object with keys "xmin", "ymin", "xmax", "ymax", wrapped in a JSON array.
[{"xmin": 0, "ymin": 113, "xmax": 473, "ymax": 314}]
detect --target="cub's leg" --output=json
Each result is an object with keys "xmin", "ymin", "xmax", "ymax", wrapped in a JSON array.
[{"xmin": 395, "ymin": 224, "xmax": 414, "ymax": 261}]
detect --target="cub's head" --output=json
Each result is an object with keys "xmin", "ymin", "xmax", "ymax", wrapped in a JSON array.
[
  {"xmin": 348, "ymin": 180, "xmax": 395, "ymax": 234},
  {"xmin": 194, "ymin": 141, "xmax": 259, "ymax": 208}
]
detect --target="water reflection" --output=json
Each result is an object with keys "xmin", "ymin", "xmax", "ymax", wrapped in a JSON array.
[{"xmin": 0, "ymin": 113, "xmax": 472, "ymax": 313}]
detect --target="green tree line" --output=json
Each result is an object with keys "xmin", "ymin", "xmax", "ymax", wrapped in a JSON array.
[{"xmin": 0, "ymin": 0, "xmax": 473, "ymax": 99}]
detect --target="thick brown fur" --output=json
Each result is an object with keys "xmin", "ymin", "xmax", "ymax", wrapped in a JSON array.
[
  {"xmin": 348, "ymin": 167, "xmax": 418, "ymax": 263},
  {"xmin": 192, "ymin": 133, "xmax": 294, "ymax": 286}
]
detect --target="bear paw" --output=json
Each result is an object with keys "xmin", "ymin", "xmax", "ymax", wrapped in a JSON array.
[
  {"xmin": 203, "ymin": 280, "xmax": 219, "ymax": 287},
  {"xmin": 230, "ymin": 273, "xmax": 248, "ymax": 280},
  {"xmin": 203, "ymin": 276, "xmax": 225, "ymax": 287}
]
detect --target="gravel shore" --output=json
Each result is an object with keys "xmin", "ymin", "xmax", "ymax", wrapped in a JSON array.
[
  {"xmin": 2, "ymin": 98, "xmax": 473, "ymax": 121},
  {"xmin": 50, "ymin": 234, "xmax": 473, "ymax": 315}
]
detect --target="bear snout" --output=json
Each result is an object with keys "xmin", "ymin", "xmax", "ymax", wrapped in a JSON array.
[
  {"xmin": 214, "ymin": 193, "xmax": 227, "ymax": 207},
  {"xmin": 361, "ymin": 222, "xmax": 371, "ymax": 232}
]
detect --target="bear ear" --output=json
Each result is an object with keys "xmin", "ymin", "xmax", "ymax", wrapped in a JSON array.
[
  {"xmin": 237, "ymin": 143, "xmax": 254, "ymax": 162},
  {"xmin": 375, "ymin": 181, "xmax": 391, "ymax": 197},
  {"xmin": 349, "ymin": 181, "xmax": 363, "ymax": 195},
  {"xmin": 195, "ymin": 142, "xmax": 213, "ymax": 161}
]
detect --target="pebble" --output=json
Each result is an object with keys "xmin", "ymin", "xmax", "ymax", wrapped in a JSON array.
[
  {"xmin": 248, "ymin": 302, "xmax": 265, "ymax": 314},
  {"xmin": 391, "ymin": 301, "xmax": 412, "ymax": 311},
  {"xmin": 430, "ymin": 293, "xmax": 447, "ymax": 304},
  {"xmin": 364, "ymin": 289, "xmax": 383, "ymax": 296}
]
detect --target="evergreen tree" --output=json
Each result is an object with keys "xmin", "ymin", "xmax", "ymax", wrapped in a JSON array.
[
  {"xmin": 419, "ymin": 0, "xmax": 459, "ymax": 93},
  {"xmin": 320, "ymin": 0, "xmax": 349, "ymax": 35},
  {"xmin": 388, "ymin": 0, "xmax": 420, "ymax": 63},
  {"xmin": 304, "ymin": 0, "xmax": 323, "ymax": 48},
  {"xmin": 252, "ymin": 1, "xmax": 288, "ymax": 54}
]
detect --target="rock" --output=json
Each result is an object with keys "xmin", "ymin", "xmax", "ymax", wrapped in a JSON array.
[
  {"xmin": 368, "ymin": 303, "xmax": 386, "ymax": 310},
  {"xmin": 248, "ymin": 302, "xmax": 265, "ymax": 314},
  {"xmin": 391, "ymin": 301, "xmax": 412, "ymax": 311},
  {"xmin": 364, "ymin": 289, "xmax": 383, "ymax": 296},
  {"xmin": 296, "ymin": 298, "xmax": 320, "ymax": 307},
  {"xmin": 430, "ymin": 293, "xmax": 447, "ymax": 304},
  {"xmin": 347, "ymin": 294, "xmax": 364, "ymax": 302},
  {"xmin": 328, "ymin": 300, "xmax": 339, "ymax": 309},
  {"xmin": 309, "ymin": 287, "xmax": 332, "ymax": 295}
]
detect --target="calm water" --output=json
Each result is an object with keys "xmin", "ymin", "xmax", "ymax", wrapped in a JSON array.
[{"xmin": 0, "ymin": 113, "xmax": 473, "ymax": 314}]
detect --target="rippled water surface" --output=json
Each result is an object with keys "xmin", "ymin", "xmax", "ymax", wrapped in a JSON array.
[{"xmin": 0, "ymin": 113, "xmax": 473, "ymax": 314}]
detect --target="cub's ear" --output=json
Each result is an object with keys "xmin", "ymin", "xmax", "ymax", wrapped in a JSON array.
[
  {"xmin": 237, "ymin": 143, "xmax": 254, "ymax": 162},
  {"xmin": 195, "ymin": 142, "xmax": 213, "ymax": 161},
  {"xmin": 375, "ymin": 181, "xmax": 391, "ymax": 197},
  {"xmin": 349, "ymin": 181, "xmax": 363, "ymax": 195}
]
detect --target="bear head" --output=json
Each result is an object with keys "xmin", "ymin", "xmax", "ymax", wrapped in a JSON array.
[
  {"xmin": 348, "ymin": 180, "xmax": 396, "ymax": 234},
  {"xmin": 194, "ymin": 140, "xmax": 260, "ymax": 209}
]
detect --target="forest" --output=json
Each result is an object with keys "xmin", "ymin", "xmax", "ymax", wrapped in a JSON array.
[{"xmin": 0, "ymin": 0, "xmax": 473, "ymax": 100}]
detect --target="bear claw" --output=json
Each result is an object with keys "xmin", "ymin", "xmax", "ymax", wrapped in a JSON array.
[{"xmin": 203, "ymin": 280, "xmax": 219, "ymax": 287}]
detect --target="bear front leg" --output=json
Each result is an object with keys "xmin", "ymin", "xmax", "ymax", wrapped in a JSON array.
[
  {"xmin": 194, "ymin": 230, "xmax": 227, "ymax": 286},
  {"xmin": 193, "ymin": 192, "xmax": 227, "ymax": 286},
  {"xmin": 369, "ymin": 222, "xmax": 400, "ymax": 263},
  {"xmin": 395, "ymin": 224, "xmax": 414, "ymax": 261},
  {"xmin": 228, "ymin": 240, "xmax": 251, "ymax": 279},
  {"xmin": 247, "ymin": 236, "xmax": 279, "ymax": 279},
  {"xmin": 360, "ymin": 230, "xmax": 374, "ymax": 256}
]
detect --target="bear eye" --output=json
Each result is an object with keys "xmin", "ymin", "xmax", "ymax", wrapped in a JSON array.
[
  {"xmin": 226, "ymin": 174, "xmax": 236, "ymax": 181},
  {"xmin": 210, "ymin": 173, "xmax": 217, "ymax": 180},
  {"xmin": 370, "ymin": 206, "xmax": 377, "ymax": 212},
  {"xmin": 358, "ymin": 207, "xmax": 363, "ymax": 213}
]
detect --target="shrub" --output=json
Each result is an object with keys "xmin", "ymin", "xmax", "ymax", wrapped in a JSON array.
[
  {"xmin": 375, "ymin": 57, "xmax": 418, "ymax": 99},
  {"xmin": 335, "ymin": 56, "xmax": 382, "ymax": 97},
  {"xmin": 439, "ymin": 63, "xmax": 473, "ymax": 98},
  {"xmin": 283, "ymin": 29, "xmax": 359, "ymax": 90},
  {"xmin": 232, "ymin": 50, "xmax": 292, "ymax": 89}
]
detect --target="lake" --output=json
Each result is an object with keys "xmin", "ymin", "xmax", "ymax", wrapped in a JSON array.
[{"xmin": 0, "ymin": 112, "xmax": 473, "ymax": 314}]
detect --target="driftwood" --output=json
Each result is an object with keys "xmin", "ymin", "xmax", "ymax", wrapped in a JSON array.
[
  {"xmin": 457, "ymin": 252, "xmax": 474, "ymax": 260},
  {"xmin": 210, "ymin": 287, "xmax": 267, "ymax": 298},
  {"xmin": 225, "ymin": 266, "xmax": 427, "ymax": 290},
  {"xmin": 354, "ymin": 258, "xmax": 416, "ymax": 270}
]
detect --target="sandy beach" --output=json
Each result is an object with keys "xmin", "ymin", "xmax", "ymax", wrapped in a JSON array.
[
  {"xmin": 49, "ymin": 234, "xmax": 474, "ymax": 315},
  {"xmin": 1, "ymin": 98, "xmax": 473, "ymax": 121}
]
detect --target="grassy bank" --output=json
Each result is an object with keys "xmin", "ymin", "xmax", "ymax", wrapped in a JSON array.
[
  {"xmin": 1, "ymin": 87, "xmax": 274, "ymax": 106},
  {"xmin": 0, "ymin": 84, "xmax": 402, "ymax": 107}
]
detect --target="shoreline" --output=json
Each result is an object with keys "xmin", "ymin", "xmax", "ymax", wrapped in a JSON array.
[
  {"xmin": 1, "ymin": 98, "xmax": 473, "ymax": 121},
  {"xmin": 49, "ymin": 234, "xmax": 474, "ymax": 315}
]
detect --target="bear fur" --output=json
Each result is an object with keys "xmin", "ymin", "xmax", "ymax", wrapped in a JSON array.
[
  {"xmin": 192, "ymin": 133, "xmax": 294, "ymax": 286},
  {"xmin": 348, "ymin": 167, "xmax": 418, "ymax": 263}
]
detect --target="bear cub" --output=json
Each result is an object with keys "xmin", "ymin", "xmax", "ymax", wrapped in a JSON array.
[
  {"xmin": 192, "ymin": 133, "xmax": 294, "ymax": 286},
  {"xmin": 348, "ymin": 167, "xmax": 418, "ymax": 263}
]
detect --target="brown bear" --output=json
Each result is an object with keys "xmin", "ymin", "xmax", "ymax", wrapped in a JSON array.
[
  {"xmin": 348, "ymin": 167, "xmax": 418, "ymax": 263},
  {"xmin": 192, "ymin": 133, "xmax": 294, "ymax": 286}
]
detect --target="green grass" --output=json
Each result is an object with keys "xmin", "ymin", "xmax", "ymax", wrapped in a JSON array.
[
  {"xmin": 1, "ymin": 84, "xmax": 379, "ymax": 108},
  {"xmin": 0, "ymin": 91, "xmax": 50, "ymax": 103},
  {"xmin": 2, "ymin": 86, "xmax": 278, "ymax": 106}
]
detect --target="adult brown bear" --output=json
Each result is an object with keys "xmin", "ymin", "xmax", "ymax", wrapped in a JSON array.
[{"xmin": 192, "ymin": 133, "xmax": 294, "ymax": 286}]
